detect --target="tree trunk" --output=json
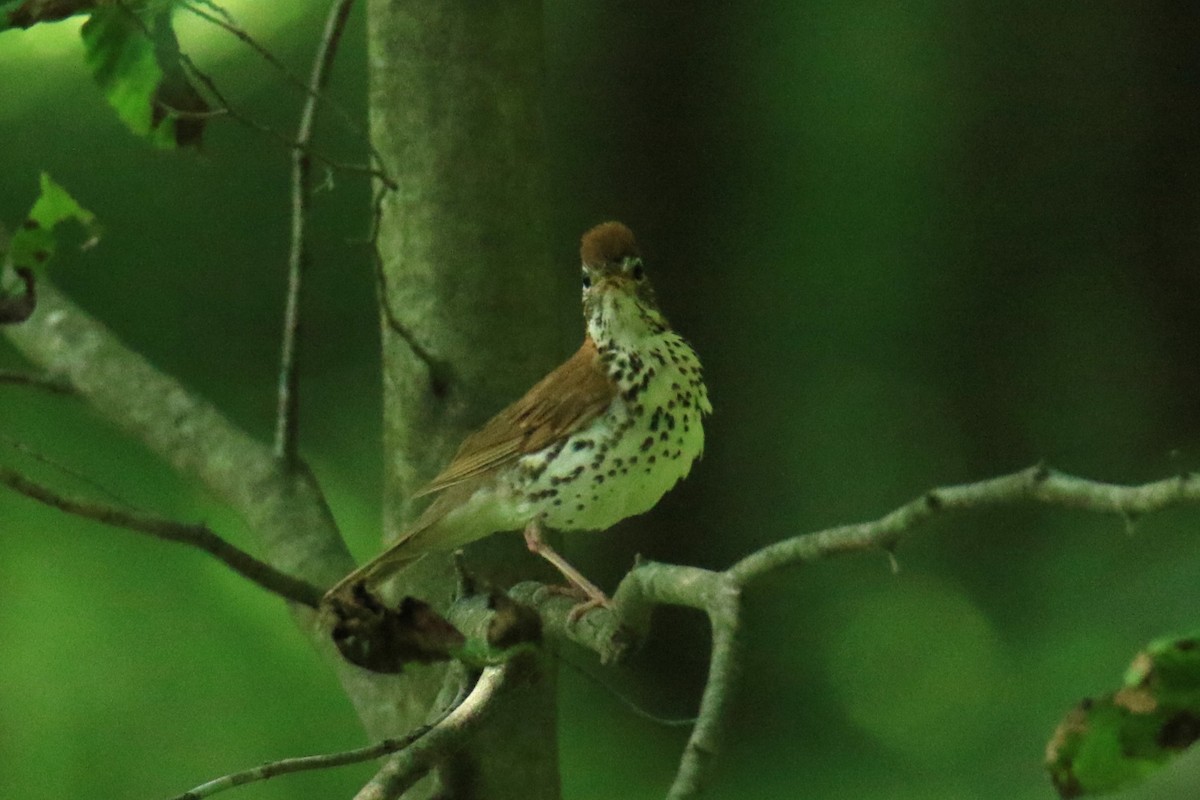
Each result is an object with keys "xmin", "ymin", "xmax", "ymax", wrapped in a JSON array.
[{"xmin": 367, "ymin": 1, "xmax": 560, "ymax": 797}]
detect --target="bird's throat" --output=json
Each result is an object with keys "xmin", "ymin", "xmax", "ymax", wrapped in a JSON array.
[{"xmin": 585, "ymin": 289, "xmax": 668, "ymax": 350}]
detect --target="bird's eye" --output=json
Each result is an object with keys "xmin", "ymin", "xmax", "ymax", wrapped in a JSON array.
[
  {"xmin": 632, "ymin": 262, "xmax": 645, "ymax": 281},
  {"xmin": 581, "ymin": 272, "xmax": 592, "ymax": 289}
]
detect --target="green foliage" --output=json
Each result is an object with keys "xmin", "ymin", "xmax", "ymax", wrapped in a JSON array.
[
  {"xmin": 7, "ymin": 172, "xmax": 100, "ymax": 273},
  {"xmin": 2, "ymin": 1, "xmax": 207, "ymax": 146},
  {"xmin": 1046, "ymin": 634, "xmax": 1200, "ymax": 797},
  {"xmin": 80, "ymin": 4, "xmax": 207, "ymax": 148}
]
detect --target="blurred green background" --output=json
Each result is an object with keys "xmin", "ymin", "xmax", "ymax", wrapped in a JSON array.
[{"xmin": 3, "ymin": 2, "xmax": 1200, "ymax": 798}]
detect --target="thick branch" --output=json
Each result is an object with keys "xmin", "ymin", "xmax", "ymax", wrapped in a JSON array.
[
  {"xmin": 0, "ymin": 270, "xmax": 424, "ymax": 738},
  {"xmin": 0, "ymin": 269, "xmax": 350, "ymax": 585},
  {"xmin": 0, "ymin": 465, "xmax": 323, "ymax": 607}
]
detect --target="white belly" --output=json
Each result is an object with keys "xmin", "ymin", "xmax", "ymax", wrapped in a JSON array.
[{"xmin": 511, "ymin": 332, "xmax": 709, "ymax": 532}]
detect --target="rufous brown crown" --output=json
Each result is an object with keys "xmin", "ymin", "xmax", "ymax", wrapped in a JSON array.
[{"xmin": 581, "ymin": 221, "xmax": 640, "ymax": 266}]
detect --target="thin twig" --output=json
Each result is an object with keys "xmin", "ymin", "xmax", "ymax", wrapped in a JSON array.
[
  {"xmin": 183, "ymin": 3, "xmax": 309, "ymax": 90},
  {"xmin": 186, "ymin": 0, "xmax": 236, "ymax": 24},
  {"xmin": 112, "ymin": 2, "xmax": 393, "ymax": 186},
  {"xmin": 180, "ymin": 0, "xmax": 391, "ymax": 180},
  {"xmin": 171, "ymin": 737, "xmax": 421, "ymax": 800},
  {"xmin": 728, "ymin": 465, "xmax": 1200, "ymax": 584},
  {"xmin": 167, "ymin": 682, "xmax": 472, "ymax": 800},
  {"xmin": 556, "ymin": 653, "xmax": 697, "ymax": 728},
  {"xmin": 1, "ymin": 435, "xmax": 138, "ymax": 509},
  {"xmin": 273, "ymin": 0, "xmax": 358, "ymax": 465},
  {"xmin": 351, "ymin": 664, "xmax": 513, "ymax": 800},
  {"xmin": 364, "ymin": 176, "xmax": 451, "ymax": 389},
  {"xmin": 0, "ymin": 465, "xmax": 324, "ymax": 607},
  {"xmin": 0, "ymin": 369, "xmax": 73, "ymax": 394},
  {"xmin": 182, "ymin": 52, "xmax": 390, "ymax": 183},
  {"xmin": 153, "ymin": 101, "xmax": 230, "ymax": 121},
  {"xmin": 372, "ymin": 246, "xmax": 453, "ymax": 395}
]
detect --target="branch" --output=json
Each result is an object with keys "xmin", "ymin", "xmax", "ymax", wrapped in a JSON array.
[
  {"xmin": 109, "ymin": 0, "xmax": 389, "ymax": 186},
  {"xmin": 167, "ymin": 680, "xmax": 476, "ymax": 800},
  {"xmin": 0, "ymin": 369, "xmax": 72, "ymax": 394},
  {"xmin": 0, "ymin": 268, "xmax": 352, "ymax": 587},
  {"xmin": 0, "ymin": 465, "xmax": 323, "ymax": 607},
  {"xmin": 504, "ymin": 464, "xmax": 1200, "ymax": 800},
  {"xmin": 0, "ymin": 265, "xmax": 446, "ymax": 743},
  {"xmin": 728, "ymin": 464, "xmax": 1200, "ymax": 584},
  {"xmin": 136, "ymin": 14, "xmax": 393, "ymax": 187},
  {"xmin": 274, "ymin": 0, "xmax": 357, "ymax": 465},
  {"xmin": 184, "ymin": 51, "xmax": 388, "ymax": 183},
  {"xmin": 180, "ymin": 0, "xmax": 394, "ymax": 186},
  {"xmin": 0, "ymin": 435, "xmax": 135, "ymax": 506},
  {"xmin": 351, "ymin": 664, "xmax": 515, "ymax": 800},
  {"xmin": 372, "ymin": 246, "xmax": 453, "ymax": 396}
]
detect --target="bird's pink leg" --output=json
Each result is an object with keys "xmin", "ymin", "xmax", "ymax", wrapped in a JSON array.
[{"xmin": 524, "ymin": 519, "xmax": 611, "ymax": 621}]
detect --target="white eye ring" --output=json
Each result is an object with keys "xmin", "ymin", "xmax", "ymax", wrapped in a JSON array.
[{"xmin": 582, "ymin": 272, "xmax": 592, "ymax": 289}]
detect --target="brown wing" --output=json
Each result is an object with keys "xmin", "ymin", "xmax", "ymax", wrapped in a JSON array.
[{"xmin": 414, "ymin": 336, "xmax": 615, "ymax": 497}]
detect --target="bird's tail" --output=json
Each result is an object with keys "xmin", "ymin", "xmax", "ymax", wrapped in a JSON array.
[{"xmin": 322, "ymin": 521, "xmax": 436, "ymax": 601}]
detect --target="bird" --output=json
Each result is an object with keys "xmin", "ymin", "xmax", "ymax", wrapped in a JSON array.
[{"xmin": 325, "ymin": 221, "xmax": 712, "ymax": 609}]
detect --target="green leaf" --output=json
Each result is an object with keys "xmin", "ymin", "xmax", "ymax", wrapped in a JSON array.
[
  {"xmin": 147, "ymin": 9, "xmax": 208, "ymax": 147},
  {"xmin": 1046, "ymin": 633, "xmax": 1200, "ymax": 797},
  {"xmin": 80, "ymin": 5, "xmax": 207, "ymax": 148},
  {"xmin": 8, "ymin": 172, "xmax": 101, "ymax": 273}
]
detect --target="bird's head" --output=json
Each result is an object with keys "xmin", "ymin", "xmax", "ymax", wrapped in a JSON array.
[{"xmin": 579, "ymin": 221, "xmax": 667, "ymax": 343}]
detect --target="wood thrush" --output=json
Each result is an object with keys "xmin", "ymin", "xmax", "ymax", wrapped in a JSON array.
[{"xmin": 326, "ymin": 222, "xmax": 711, "ymax": 607}]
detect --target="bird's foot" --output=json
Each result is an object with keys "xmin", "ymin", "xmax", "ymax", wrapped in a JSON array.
[
  {"xmin": 567, "ymin": 593, "xmax": 612, "ymax": 624},
  {"xmin": 525, "ymin": 519, "xmax": 612, "ymax": 623},
  {"xmin": 540, "ymin": 582, "xmax": 614, "ymax": 623}
]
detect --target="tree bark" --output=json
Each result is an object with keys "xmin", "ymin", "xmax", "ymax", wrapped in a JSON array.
[{"xmin": 367, "ymin": 1, "xmax": 560, "ymax": 797}]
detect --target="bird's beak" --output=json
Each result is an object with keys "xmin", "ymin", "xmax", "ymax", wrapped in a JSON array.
[{"xmin": 593, "ymin": 274, "xmax": 633, "ymax": 293}]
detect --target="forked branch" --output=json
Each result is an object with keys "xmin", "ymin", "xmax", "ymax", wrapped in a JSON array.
[
  {"xmin": 0, "ymin": 267, "xmax": 353, "ymax": 589},
  {"xmin": 168, "ymin": 664, "xmax": 512, "ymax": 800},
  {"xmin": 505, "ymin": 464, "xmax": 1200, "ymax": 800}
]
